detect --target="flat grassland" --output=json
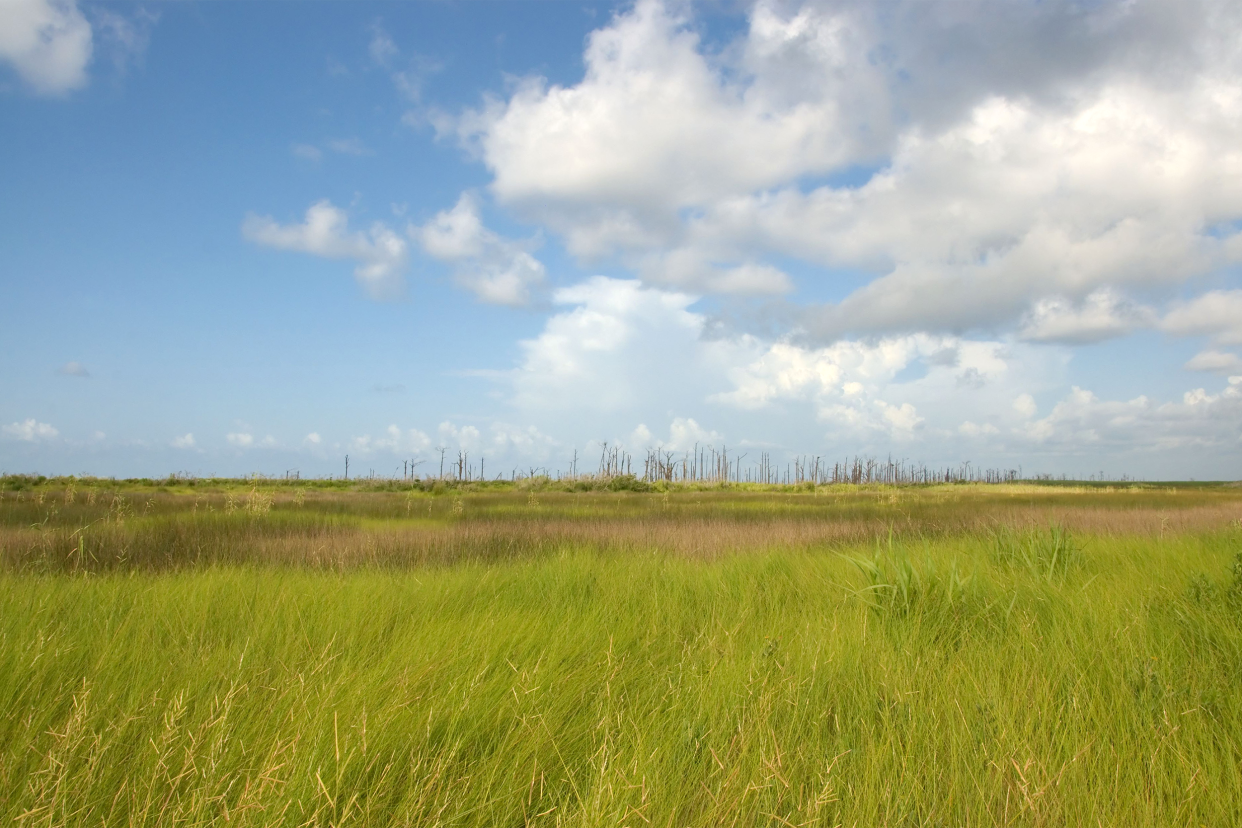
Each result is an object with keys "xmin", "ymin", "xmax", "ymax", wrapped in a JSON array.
[{"xmin": 2, "ymin": 478, "xmax": 1241, "ymax": 826}]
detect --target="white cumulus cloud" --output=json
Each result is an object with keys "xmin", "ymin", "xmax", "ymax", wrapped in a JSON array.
[
  {"xmin": 1184, "ymin": 349, "xmax": 1242, "ymax": 375},
  {"xmin": 2, "ymin": 418, "xmax": 59, "ymax": 442},
  {"xmin": 1019, "ymin": 289, "xmax": 1156, "ymax": 344},
  {"xmin": 436, "ymin": 421, "xmax": 481, "ymax": 451},
  {"xmin": 243, "ymin": 200, "xmax": 409, "ymax": 300},
  {"xmin": 488, "ymin": 422, "xmax": 558, "ymax": 457},
  {"xmin": 414, "ymin": 193, "xmax": 546, "ymax": 306},
  {"xmin": 350, "ymin": 425, "xmax": 431, "ymax": 455},
  {"xmin": 0, "ymin": 0, "xmax": 92, "ymax": 95},
  {"xmin": 1019, "ymin": 380, "xmax": 1242, "ymax": 452},
  {"xmin": 457, "ymin": 0, "xmax": 886, "ymax": 262},
  {"xmin": 1161, "ymin": 290, "xmax": 1242, "ymax": 345},
  {"xmin": 509, "ymin": 276, "xmax": 714, "ymax": 412},
  {"xmin": 664, "ymin": 417, "xmax": 723, "ymax": 451},
  {"xmin": 446, "ymin": 0, "xmax": 1242, "ymax": 339}
]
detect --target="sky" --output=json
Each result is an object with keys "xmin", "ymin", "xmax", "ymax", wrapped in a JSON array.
[{"xmin": 1, "ymin": 0, "xmax": 1241, "ymax": 481}]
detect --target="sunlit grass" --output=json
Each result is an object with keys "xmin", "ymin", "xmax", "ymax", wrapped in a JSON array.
[{"xmin": 1, "ymin": 481, "xmax": 1241, "ymax": 825}]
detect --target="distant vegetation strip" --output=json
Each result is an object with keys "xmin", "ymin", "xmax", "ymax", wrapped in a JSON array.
[{"xmin": 3, "ymin": 482, "xmax": 1240, "ymax": 573}]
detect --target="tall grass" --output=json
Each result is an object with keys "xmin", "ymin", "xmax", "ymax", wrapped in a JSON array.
[{"xmin": 1, "ymin": 484, "xmax": 1241, "ymax": 825}]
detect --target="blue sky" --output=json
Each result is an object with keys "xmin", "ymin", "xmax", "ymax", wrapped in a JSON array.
[{"xmin": 2, "ymin": 0, "xmax": 1240, "ymax": 480}]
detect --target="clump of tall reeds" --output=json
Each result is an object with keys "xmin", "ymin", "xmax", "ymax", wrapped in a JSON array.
[
  {"xmin": 1185, "ymin": 549, "xmax": 1242, "ymax": 608},
  {"xmin": 848, "ymin": 546, "xmax": 976, "ymax": 620},
  {"xmin": 989, "ymin": 524, "xmax": 1080, "ymax": 581},
  {"xmin": 243, "ymin": 483, "xmax": 273, "ymax": 516}
]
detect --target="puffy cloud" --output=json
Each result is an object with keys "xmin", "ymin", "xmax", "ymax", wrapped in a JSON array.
[
  {"xmin": 413, "ymin": 193, "xmax": 545, "ymax": 306},
  {"xmin": 458, "ymin": 0, "xmax": 886, "ymax": 259},
  {"xmin": 351, "ymin": 425, "xmax": 431, "ymax": 455},
  {"xmin": 339, "ymin": 422, "xmax": 562, "ymax": 473},
  {"xmin": 1184, "ymin": 349, "xmax": 1242, "ymax": 375},
  {"xmin": 2, "ymin": 418, "xmax": 58, "ymax": 442},
  {"xmin": 0, "ymin": 0, "xmax": 92, "ymax": 95},
  {"xmin": 171, "ymin": 433, "xmax": 195, "ymax": 449},
  {"xmin": 1019, "ymin": 380, "xmax": 1242, "ymax": 451},
  {"xmin": 243, "ymin": 200, "xmax": 409, "ymax": 299},
  {"xmin": 446, "ymin": 0, "xmax": 1242, "ymax": 338},
  {"xmin": 665, "ymin": 417, "xmax": 723, "ymax": 451},
  {"xmin": 1013, "ymin": 393, "xmax": 1038, "ymax": 419},
  {"xmin": 226, "ymin": 432, "xmax": 254, "ymax": 448},
  {"xmin": 744, "ymin": 82, "xmax": 1241, "ymax": 339},
  {"xmin": 611, "ymin": 418, "xmax": 724, "ymax": 453},
  {"xmin": 1161, "ymin": 289, "xmax": 1242, "ymax": 345},
  {"xmin": 508, "ymin": 276, "xmax": 715, "ymax": 411},
  {"xmin": 1019, "ymin": 289, "xmax": 1157, "ymax": 344},
  {"xmin": 713, "ymin": 335, "xmax": 955, "ymax": 439},
  {"xmin": 436, "ymin": 421, "xmax": 481, "ymax": 451},
  {"xmin": 489, "ymin": 422, "xmax": 556, "ymax": 450},
  {"xmin": 305, "ymin": 432, "xmax": 322, "ymax": 445},
  {"xmin": 637, "ymin": 251, "xmax": 794, "ymax": 296},
  {"xmin": 627, "ymin": 424, "xmax": 654, "ymax": 449},
  {"xmin": 489, "ymin": 275, "xmax": 1242, "ymax": 471},
  {"xmin": 486, "ymin": 423, "xmax": 560, "ymax": 462},
  {"xmin": 712, "ymin": 338, "xmax": 923, "ymax": 411},
  {"xmin": 876, "ymin": 401, "xmax": 924, "ymax": 435},
  {"xmin": 502, "ymin": 277, "xmax": 1047, "ymax": 446}
]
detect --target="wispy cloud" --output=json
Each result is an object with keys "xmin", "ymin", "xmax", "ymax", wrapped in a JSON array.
[
  {"xmin": 292, "ymin": 143, "xmax": 323, "ymax": 162},
  {"xmin": 292, "ymin": 138, "xmax": 372, "ymax": 162},
  {"xmin": 57, "ymin": 361, "xmax": 90, "ymax": 378},
  {"xmin": 368, "ymin": 22, "xmax": 398, "ymax": 68},
  {"xmin": 368, "ymin": 21, "xmax": 439, "ymax": 102},
  {"xmin": 326, "ymin": 137, "xmax": 372, "ymax": 156},
  {"xmin": 91, "ymin": 6, "xmax": 156, "ymax": 75}
]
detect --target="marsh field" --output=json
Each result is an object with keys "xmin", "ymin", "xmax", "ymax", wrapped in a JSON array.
[{"xmin": 2, "ymin": 476, "xmax": 1242, "ymax": 827}]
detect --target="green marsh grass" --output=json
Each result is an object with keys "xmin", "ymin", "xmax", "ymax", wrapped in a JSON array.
[{"xmin": 1, "ymin": 481, "xmax": 1241, "ymax": 825}]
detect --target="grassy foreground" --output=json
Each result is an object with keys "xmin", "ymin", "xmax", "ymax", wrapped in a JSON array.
[{"xmin": 2, "ymin": 482, "xmax": 1242, "ymax": 826}]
